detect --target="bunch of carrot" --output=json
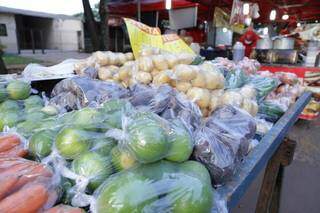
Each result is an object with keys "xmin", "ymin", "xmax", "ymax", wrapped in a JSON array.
[
  {"xmin": 44, "ymin": 204, "xmax": 84, "ymax": 213},
  {"xmin": 0, "ymin": 157, "xmax": 57, "ymax": 212},
  {"xmin": 0, "ymin": 135, "xmax": 27, "ymax": 158}
]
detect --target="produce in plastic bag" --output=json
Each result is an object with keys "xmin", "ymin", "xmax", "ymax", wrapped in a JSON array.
[
  {"xmin": 206, "ymin": 105, "xmax": 256, "ymax": 142},
  {"xmin": 222, "ymin": 90, "xmax": 244, "ymax": 107},
  {"xmin": 225, "ymin": 68, "xmax": 247, "ymax": 89},
  {"xmin": 117, "ymin": 111, "xmax": 170, "ymax": 163},
  {"xmin": 50, "ymin": 76, "xmax": 129, "ymax": 110},
  {"xmin": 165, "ymin": 119, "xmax": 194, "ymax": 162},
  {"xmin": 92, "ymin": 160, "xmax": 213, "ymax": 213},
  {"xmin": 0, "ymin": 157, "xmax": 58, "ymax": 212},
  {"xmin": 0, "ymin": 134, "xmax": 27, "ymax": 158},
  {"xmin": 71, "ymin": 152, "xmax": 113, "ymax": 191},
  {"xmin": 160, "ymin": 92, "xmax": 202, "ymax": 133},
  {"xmin": 246, "ymin": 75, "xmax": 279, "ymax": 101},
  {"xmin": 258, "ymin": 100, "xmax": 286, "ymax": 122},
  {"xmin": 275, "ymin": 72, "xmax": 298, "ymax": 85},
  {"xmin": 193, "ymin": 126, "xmax": 236, "ymax": 185},
  {"xmin": 6, "ymin": 80, "xmax": 31, "ymax": 100},
  {"xmin": 44, "ymin": 204, "xmax": 84, "ymax": 213},
  {"xmin": 194, "ymin": 105, "xmax": 256, "ymax": 185}
]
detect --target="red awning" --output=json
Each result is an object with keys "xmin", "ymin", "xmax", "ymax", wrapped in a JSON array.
[{"xmin": 108, "ymin": 0, "xmax": 198, "ymax": 16}]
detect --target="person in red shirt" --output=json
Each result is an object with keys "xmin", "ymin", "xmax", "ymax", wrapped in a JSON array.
[
  {"xmin": 239, "ymin": 27, "xmax": 260, "ymax": 57},
  {"xmin": 185, "ymin": 24, "xmax": 206, "ymax": 44}
]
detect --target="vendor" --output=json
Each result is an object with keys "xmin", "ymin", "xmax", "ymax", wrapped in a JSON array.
[
  {"xmin": 279, "ymin": 17, "xmax": 297, "ymax": 36},
  {"xmin": 239, "ymin": 27, "xmax": 260, "ymax": 57},
  {"xmin": 184, "ymin": 24, "xmax": 206, "ymax": 44}
]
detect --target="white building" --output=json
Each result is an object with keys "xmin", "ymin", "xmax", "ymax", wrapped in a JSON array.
[{"xmin": 0, "ymin": 6, "xmax": 84, "ymax": 53}]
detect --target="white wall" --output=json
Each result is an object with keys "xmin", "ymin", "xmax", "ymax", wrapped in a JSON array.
[
  {"xmin": 0, "ymin": 13, "xmax": 18, "ymax": 53},
  {"xmin": 50, "ymin": 19, "xmax": 84, "ymax": 51}
]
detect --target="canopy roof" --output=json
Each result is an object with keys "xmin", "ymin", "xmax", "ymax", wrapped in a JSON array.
[{"xmin": 108, "ymin": 0, "xmax": 320, "ymax": 23}]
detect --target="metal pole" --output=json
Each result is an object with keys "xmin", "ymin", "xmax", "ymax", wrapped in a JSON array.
[
  {"xmin": 30, "ymin": 29, "xmax": 35, "ymax": 54},
  {"xmin": 137, "ymin": 0, "xmax": 141, "ymax": 21},
  {"xmin": 115, "ymin": 28, "xmax": 118, "ymax": 52},
  {"xmin": 15, "ymin": 28, "xmax": 21, "ymax": 54},
  {"xmin": 40, "ymin": 30, "xmax": 45, "ymax": 54},
  {"xmin": 156, "ymin": 11, "xmax": 159, "ymax": 27}
]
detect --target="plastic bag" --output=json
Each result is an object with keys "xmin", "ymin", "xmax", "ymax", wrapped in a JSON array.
[
  {"xmin": 0, "ymin": 94, "xmax": 57, "ymax": 136},
  {"xmin": 258, "ymin": 100, "xmax": 286, "ymax": 122},
  {"xmin": 91, "ymin": 160, "xmax": 214, "ymax": 213},
  {"xmin": 194, "ymin": 105, "xmax": 256, "ymax": 185},
  {"xmin": 44, "ymin": 204, "xmax": 84, "ymax": 213},
  {"xmin": 160, "ymin": 92, "xmax": 203, "ymax": 133},
  {"xmin": 107, "ymin": 110, "xmax": 194, "ymax": 164},
  {"xmin": 246, "ymin": 75, "xmax": 279, "ymax": 101},
  {"xmin": 193, "ymin": 126, "xmax": 236, "ymax": 185},
  {"xmin": 129, "ymin": 84, "xmax": 174, "ymax": 114},
  {"xmin": 0, "ymin": 157, "xmax": 59, "ymax": 212},
  {"xmin": 0, "ymin": 134, "xmax": 27, "ymax": 158},
  {"xmin": 207, "ymin": 105, "xmax": 256, "ymax": 140},
  {"xmin": 50, "ymin": 76, "xmax": 129, "ymax": 110},
  {"xmin": 225, "ymin": 67, "xmax": 248, "ymax": 89},
  {"xmin": 22, "ymin": 59, "xmax": 77, "ymax": 80},
  {"xmin": 275, "ymin": 72, "xmax": 298, "ymax": 85}
]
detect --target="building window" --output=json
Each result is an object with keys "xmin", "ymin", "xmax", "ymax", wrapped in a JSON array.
[{"xmin": 0, "ymin": 24, "xmax": 7, "ymax": 36}]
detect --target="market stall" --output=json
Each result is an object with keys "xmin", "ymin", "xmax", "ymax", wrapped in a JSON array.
[{"xmin": 0, "ymin": 1, "xmax": 319, "ymax": 212}]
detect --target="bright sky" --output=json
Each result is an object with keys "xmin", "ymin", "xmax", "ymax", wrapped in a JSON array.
[{"xmin": 0, "ymin": 0, "xmax": 100, "ymax": 15}]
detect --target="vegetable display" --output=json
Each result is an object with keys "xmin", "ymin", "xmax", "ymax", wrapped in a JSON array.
[{"xmin": 0, "ymin": 50, "xmax": 306, "ymax": 212}]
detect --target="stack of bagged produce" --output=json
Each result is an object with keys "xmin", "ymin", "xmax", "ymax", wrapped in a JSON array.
[
  {"xmin": 0, "ymin": 80, "xmax": 58, "ymax": 136},
  {"xmin": 73, "ymin": 48, "xmax": 265, "ymax": 117},
  {"xmin": 257, "ymin": 71, "xmax": 305, "ymax": 122},
  {"xmin": 12, "ymin": 99, "xmax": 216, "ymax": 212}
]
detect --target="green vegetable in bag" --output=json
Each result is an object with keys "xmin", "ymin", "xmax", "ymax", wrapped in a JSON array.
[
  {"xmin": 29, "ymin": 129, "xmax": 56, "ymax": 158},
  {"xmin": 247, "ymin": 75, "xmax": 278, "ymax": 101},
  {"xmin": 72, "ymin": 152, "xmax": 112, "ymax": 190},
  {"xmin": 24, "ymin": 95, "xmax": 44, "ymax": 109},
  {"xmin": 165, "ymin": 119, "xmax": 193, "ymax": 163},
  {"xmin": 0, "ymin": 87, "xmax": 8, "ymax": 102},
  {"xmin": 0, "ymin": 100, "xmax": 20, "ymax": 112},
  {"xmin": 127, "ymin": 112, "xmax": 169, "ymax": 163},
  {"xmin": 95, "ymin": 172, "xmax": 157, "ymax": 213},
  {"xmin": 55, "ymin": 127, "xmax": 92, "ymax": 159},
  {"xmin": 111, "ymin": 146, "xmax": 137, "ymax": 172},
  {"xmin": 6, "ymin": 80, "xmax": 31, "ymax": 100}
]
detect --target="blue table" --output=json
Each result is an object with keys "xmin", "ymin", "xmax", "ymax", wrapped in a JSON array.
[{"xmin": 217, "ymin": 92, "xmax": 312, "ymax": 211}]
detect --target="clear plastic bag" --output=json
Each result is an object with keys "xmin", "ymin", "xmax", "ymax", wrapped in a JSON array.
[
  {"xmin": 225, "ymin": 67, "xmax": 248, "ymax": 89},
  {"xmin": 50, "ymin": 76, "xmax": 129, "ymax": 110},
  {"xmin": 246, "ymin": 75, "xmax": 279, "ymax": 101},
  {"xmin": 91, "ymin": 160, "xmax": 214, "ymax": 213},
  {"xmin": 193, "ymin": 126, "xmax": 236, "ymax": 185},
  {"xmin": 0, "ymin": 133, "xmax": 27, "ymax": 158},
  {"xmin": 106, "ymin": 110, "xmax": 194, "ymax": 164},
  {"xmin": 258, "ymin": 100, "xmax": 286, "ymax": 122},
  {"xmin": 0, "ymin": 157, "xmax": 59, "ymax": 212},
  {"xmin": 194, "ymin": 105, "xmax": 256, "ymax": 185}
]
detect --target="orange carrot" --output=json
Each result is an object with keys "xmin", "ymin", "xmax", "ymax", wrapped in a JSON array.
[
  {"xmin": 44, "ymin": 204, "xmax": 84, "ymax": 213},
  {"xmin": 0, "ymin": 175, "xmax": 19, "ymax": 200},
  {"xmin": 0, "ymin": 146, "xmax": 28, "ymax": 158},
  {"xmin": 0, "ymin": 182, "xmax": 49, "ymax": 213},
  {"xmin": 12, "ymin": 164, "xmax": 53, "ymax": 192},
  {"xmin": 0, "ymin": 135, "xmax": 20, "ymax": 152}
]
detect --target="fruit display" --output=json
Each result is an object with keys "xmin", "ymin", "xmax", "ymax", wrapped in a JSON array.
[
  {"xmin": 0, "ymin": 52, "xmax": 306, "ymax": 212},
  {"xmin": 93, "ymin": 161, "xmax": 213, "ymax": 213}
]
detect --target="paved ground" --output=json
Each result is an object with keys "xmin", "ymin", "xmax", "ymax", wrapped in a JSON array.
[
  {"xmin": 19, "ymin": 50, "xmax": 90, "ymax": 64},
  {"xmin": 232, "ymin": 118, "xmax": 320, "ymax": 213}
]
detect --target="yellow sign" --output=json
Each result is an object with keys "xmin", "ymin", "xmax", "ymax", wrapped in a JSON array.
[{"xmin": 123, "ymin": 18, "xmax": 194, "ymax": 58}]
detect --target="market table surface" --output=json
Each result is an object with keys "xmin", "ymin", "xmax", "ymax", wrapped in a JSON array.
[{"xmin": 217, "ymin": 92, "xmax": 312, "ymax": 211}]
